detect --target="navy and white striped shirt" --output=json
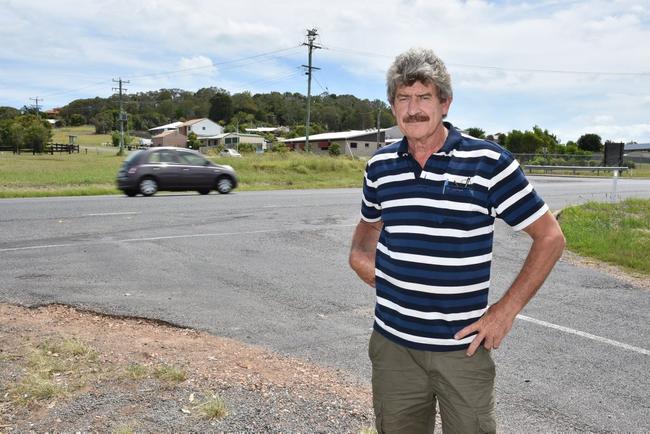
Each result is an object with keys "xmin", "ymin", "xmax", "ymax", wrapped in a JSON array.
[{"xmin": 361, "ymin": 122, "xmax": 548, "ymax": 351}]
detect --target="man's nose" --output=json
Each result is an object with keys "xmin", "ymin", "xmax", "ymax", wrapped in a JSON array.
[{"xmin": 407, "ymin": 98, "xmax": 421, "ymax": 116}]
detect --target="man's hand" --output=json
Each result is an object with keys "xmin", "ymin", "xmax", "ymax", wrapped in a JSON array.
[
  {"xmin": 454, "ymin": 302, "xmax": 516, "ymax": 356},
  {"xmin": 349, "ymin": 220, "xmax": 383, "ymax": 287}
]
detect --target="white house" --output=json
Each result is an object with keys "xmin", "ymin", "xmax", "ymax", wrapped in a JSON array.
[
  {"xmin": 148, "ymin": 121, "xmax": 183, "ymax": 137},
  {"xmin": 178, "ymin": 118, "xmax": 223, "ymax": 137}
]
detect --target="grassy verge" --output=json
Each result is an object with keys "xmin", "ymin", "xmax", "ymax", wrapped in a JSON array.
[
  {"xmin": 559, "ymin": 198, "xmax": 650, "ymax": 275},
  {"xmin": 51, "ymin": 125, "xmax": 112, "ymax": 147},
  {"xmin": 0, "ymin": 151, "xmax": 366, "ymax": 198}
]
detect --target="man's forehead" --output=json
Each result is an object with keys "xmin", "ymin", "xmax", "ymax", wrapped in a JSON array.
[{"xmin": 396, "ymin": 81, "xmax": 437, "ymax": 95}]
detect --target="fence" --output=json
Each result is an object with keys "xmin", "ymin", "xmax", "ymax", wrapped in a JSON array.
[{"xmin": 0, "ymin": 143, "xmax": 80, "ymax": 154}]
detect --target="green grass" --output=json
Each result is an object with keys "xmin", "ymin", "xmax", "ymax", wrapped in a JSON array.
[
  {"xmin": 0, "ymin": 151, "xmax": 366, "ymax": 198},
  {"xmin": 9, "ymin": 337, "xmax": 100, "ymax": 405},
  {"xmin": 153, "ymin": 364, "xmax": 187, "ymax": 383},
  {"xmin": 559, "ymin": 198, "xmax": 650, "ymax": 275},
  {"xmin": 195, "ymin": 393, "xmax": 228, "ymax": 420},
  {"xmin": 629, "ymin": 162, "xmax": 650, "ymax": 177},
  {"xmin": 51, "ymin": 125, "xmax": 112, "ymax": 147}
]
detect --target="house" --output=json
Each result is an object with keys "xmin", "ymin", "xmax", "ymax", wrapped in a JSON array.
[
  {"xmin": 148, "ymin": 121, "xmax": 183, "ymax": 137},
  {"xmin": 151, "ymin": 130, "xmax": 187, "ymax": 147},
  {"xmin": 178, "ymin": 118, "xmax": 223, "ymax": 137},
  {"xmin": 245, "ymin": 126, "xmax": 290, "ymax": 135},
  {"xmin": 282, "ymin": 129, "xmax": 386, "ymax": 157},
  {"xmin": 200, "ymin": 132, "xmax": 265, "ymax": 152}
]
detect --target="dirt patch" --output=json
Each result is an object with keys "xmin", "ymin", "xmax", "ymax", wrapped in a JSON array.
[
  {"xmin": 0, "ymin": 303, "xmax": 374, "ymax": 433},
  {"xmin": 561, "ymin": 250, "xmax": 650, "ymax": 290}
]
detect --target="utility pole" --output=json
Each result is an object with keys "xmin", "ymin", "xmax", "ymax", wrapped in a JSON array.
[
  {"xmin": 302, "ymin": 28, "xmax": 321, "ymax": 152},
  {"xmin": 376, "ymin": 107, "xmax": 381, "ymax": 147},
  {"xmin": 29, "ymin": 97, "xmax": 42, "ymax": 115},
  {"xmin": 112, "ymin": 78, "xmax": 130, "ymax": 156}
]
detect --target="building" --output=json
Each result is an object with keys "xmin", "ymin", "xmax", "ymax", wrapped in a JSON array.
[
  {"xmin": 200, "ymin": 132, "xmax": 265, "ymax": 152},
  {"xmin": 177, "ymin": 118, "xmax": 223, "ymax": 137},
  {"xmin": 282, "ymin": 130, "xmax": 386, "ymax": 157},
  {"xmin": 624, "ymin": 142, "xmax": 650, "ymax": 163},
  {"xmin": 151, "ymin": 130, "xmax": 187, "ymax": 147},
  {"xmin": 148, "ymin": 121, "xmax": 183, "ymax": 137}
]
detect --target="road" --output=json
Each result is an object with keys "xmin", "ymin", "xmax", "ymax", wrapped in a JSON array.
[{"xmin": 1, "ymin": 176, "xmax": 649, "ymax": 433}]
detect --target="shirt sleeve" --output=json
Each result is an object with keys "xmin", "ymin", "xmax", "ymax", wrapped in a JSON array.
[
  {"xmin": 360, "ymin": 163, "xmax": 382, "ymax": 222},
  {"xmin": 488, "ymin": 151, "xmax": 548, "ymax": 231}
]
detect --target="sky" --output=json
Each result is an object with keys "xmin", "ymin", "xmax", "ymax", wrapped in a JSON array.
[{"xmin": 1, "ymin": 0, "xmax": 649, "ymax": 143}]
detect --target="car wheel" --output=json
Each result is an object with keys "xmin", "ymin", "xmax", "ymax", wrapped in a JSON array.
[
  {"xmin": 139, "ymin": 177, "xmax": 158, "ymax": 196},
  {"xmin": 198, "ymin": 188, "xmax": 210, "ymax": 195},
  {"xmin": 216, "ymin": 177, "xmax": 233, "ymax": 194}
]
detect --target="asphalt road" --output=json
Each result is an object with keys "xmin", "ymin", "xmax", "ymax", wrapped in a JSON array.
[{"xmin": 1, "ymin": 176, "xmax": 649, "ymax": 433}]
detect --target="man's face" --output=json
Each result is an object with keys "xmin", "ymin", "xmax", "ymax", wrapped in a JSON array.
[{"xmin": 391, "ymin": 81, "xmax": 452, "ymax": 143}]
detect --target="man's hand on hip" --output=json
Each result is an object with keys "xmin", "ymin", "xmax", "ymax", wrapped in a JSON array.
[{"xmin": 454, "ymin": 302, "xmax": 516, "ymax": 356}]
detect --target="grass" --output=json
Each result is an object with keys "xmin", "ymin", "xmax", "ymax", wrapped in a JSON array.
[
  {"xmin": 629, "ymin": 162, "xmax": 650, "ymax": 177},
  {"xmin": 195, "ymin": 392, "xmax": 228, "ymax": 420},
  {"xmin": 124, "ymin": 363, "xmax": 148, "ymax": 380},
  {"xmin": 559, "ymin": 198, "xmax": 650, "ymax": 275},
  {"xmin": 51, "ymin": 125, "xmax": 112, "ymax": 147},
  {"xmin": 0, "ymin": 150, "xmax": 366, "ymax": 198},
  {"xmin": 359, "ymin": 427, "xmax": 377, "ymax": 434},
  {"xmin": 153, "ymin": 364, "xmax": 187, "ymax": 383},
  {"xmin": 9, "ymin": 338, "xmax": 99, "ymax": 405}
]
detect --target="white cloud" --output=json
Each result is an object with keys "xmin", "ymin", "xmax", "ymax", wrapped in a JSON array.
[{"xmin": 0, "ymin": 0, "xmax": 649, "ymax": 140}]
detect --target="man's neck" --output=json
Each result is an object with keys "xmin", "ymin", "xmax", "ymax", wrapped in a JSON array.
[{"xmin": 407, "ymin": 123, "xmax": 449, "ymax": 167}]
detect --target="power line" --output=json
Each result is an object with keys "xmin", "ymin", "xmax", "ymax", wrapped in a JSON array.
[
  {"xmin": 127, "ymin": 46, "xmax": 303, "ymax": 79},
  {"xmin": 322, "ymin": 44, "xmax": 650, "ymax": 77}
]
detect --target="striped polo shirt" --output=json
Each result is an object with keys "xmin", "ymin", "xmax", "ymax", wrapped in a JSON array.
[{"xmin": 361, "ymin": 122, "xmax": 548, "ymax": 352}]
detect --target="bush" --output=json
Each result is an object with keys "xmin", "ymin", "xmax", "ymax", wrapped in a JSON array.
[
  {"xmin": 238, "ymin": 143, "xmax": 256, "ymax": 153},
  {"xmin": 623, "ymin": 160, "xmax": 636, "ymax": 169},
  {"xmin": 328, "ymin": 143, "xmax": 341, "ymax": 156},
  {"xmin": 270, "ymin": 142, "xmax": 289, "ymax": 153}
]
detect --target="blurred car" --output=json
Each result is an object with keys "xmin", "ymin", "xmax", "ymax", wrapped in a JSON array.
[
  {"xmin": 220, "ymin": 148, "xmax": 242, "ymax": 157},
  {"xmin": 116, "ymin": 147, "xmax": 238, "ymax": 197}
]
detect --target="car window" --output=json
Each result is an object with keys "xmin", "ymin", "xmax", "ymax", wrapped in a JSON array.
[
  {"xmin": 147, "ymin": 150, "xmax": 179, "ymax": 164},
  {"xmin": 177, "ymin": 152, "xmax": 208, "ymax": 166}
]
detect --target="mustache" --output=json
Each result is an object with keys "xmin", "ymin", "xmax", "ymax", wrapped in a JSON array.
[{"xmin": 403, "ymin": 114, "xmax": 430, "ymax": 123}]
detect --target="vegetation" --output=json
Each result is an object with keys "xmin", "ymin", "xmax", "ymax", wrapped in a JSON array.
[
  {"xmin": 0, "ymin": 114, "xmax": 52, "ymax": 152},
  {"xmin": 8, "ymin": 337, "xmax": 99, "ymax": 405},
  {"xmin": 559, "ymin": 199, "xmax": 650, "ymax": 275},
  {"xmin": 0, "ymin": 152, "xmax": 368, "ymax": 198},
  {"xmin": 153, "ymin": 364, "xmax": 187, "ymax": 383},
  {"xmin": 196, "ymin": 392, "xmax": 229, "ymax": 420}
]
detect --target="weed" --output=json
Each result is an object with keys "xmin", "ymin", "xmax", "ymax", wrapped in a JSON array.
[
  {"xmin": 196, "ymin": 393, "xmax": 228, "ymax": 420},
  {"xmin": 124, "ymin": 363, "xmax": 148, "ymax": 380},
  {"xmin": 360, "ymin": 426, "xmax": 377, "ymax": 434},
  {"xmin": 153, "ymin": 364, "xmax": 186, "ymax": 383}
]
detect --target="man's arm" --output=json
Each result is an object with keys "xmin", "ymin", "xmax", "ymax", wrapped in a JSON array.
[
  {"xmin": 349, "ymin": 219, "xmax": 383, "ymax": 287},
  {"xmin": 455, "ymin": 211, "xmax": 566, "ymax": 356}
]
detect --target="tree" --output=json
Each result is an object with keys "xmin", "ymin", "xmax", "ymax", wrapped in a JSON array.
[
  {"xmin": 328, "ymin": 142, "xmax": 341, "ymax": 156},
  {"xmin": 577, "ymin": 133, "xmax": 603, "ymax": 152},
  {"xmin": 208, "ymin": 91, "xmax": 233, "ymax": 124},
  {"xmin": 187, "ymin": 132, "xmax": 201, "ymax": 150},
  {"xmin": 69, "ymin": 113, "xmax": 86, "ymax": 126},
  {"xmin": 0, "ymin": 106, "xmax": 20, "ymax": 121},
  {"xmin": 465, "ymin": 127, "xmax": 485, "ymax": 139}
]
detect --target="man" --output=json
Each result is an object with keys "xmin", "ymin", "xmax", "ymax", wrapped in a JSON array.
[{"xmin": 349, "ymin": 48, "xmax": 565, "ymax": 433}]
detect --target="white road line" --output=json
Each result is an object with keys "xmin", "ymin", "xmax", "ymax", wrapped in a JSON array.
[
  {"xmin": 517, "ymin": 314, "xmax": 650, "ymax": 356},
  {"xmin": 0, "ymin": 224, "xmax": 358, "ymax": 253},
  {"xmin": 85, "ymin": 212, "xmax": 140, "ymax": 217}
]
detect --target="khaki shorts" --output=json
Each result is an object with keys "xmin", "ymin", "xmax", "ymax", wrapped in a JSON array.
[{"xmin": 369, "ymin": 329, "xmax": 496, "ymax": 434}]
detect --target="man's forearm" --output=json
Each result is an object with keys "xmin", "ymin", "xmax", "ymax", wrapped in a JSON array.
[
  {"xmin": 495, "ymin": 223, "xmax": 565, "ymax": 319},
  {"xmin": 349, "ymin": 220, "xmax": 382, "ymax": 287}
]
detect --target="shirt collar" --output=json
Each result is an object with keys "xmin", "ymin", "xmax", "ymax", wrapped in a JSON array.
[{"xmin": 398, "ymin": 121, "xmax": 461, "ymax": 157}]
